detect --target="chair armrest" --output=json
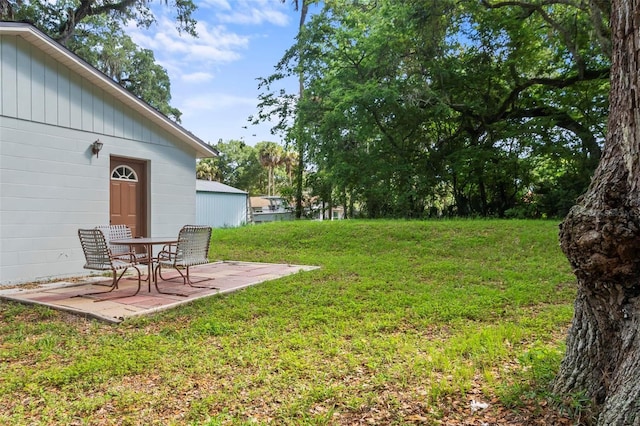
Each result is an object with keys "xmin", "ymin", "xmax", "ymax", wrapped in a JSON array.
[
  {"xmin": 157, "ymin": 242, "xmax": 179, "ymax": 259},
  {"xmin": 110, "ymin": 251, "xmax": 139, "ymax": 264},
  {"xmin": 156, "ymin": 248, "xmax": 174, "ymax": 261},
  {"xmin": 161, "ymin": 242, "xmax": 177, "ymax": 253}
]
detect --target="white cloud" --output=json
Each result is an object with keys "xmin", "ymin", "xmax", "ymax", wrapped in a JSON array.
[
  {"xmin": 218, "ymin": 8, "xmax": 289, "ymax": 26},
  {"xmin": 193, "ymin": 21, "xmax": 249, "ymax": 57},
  {"xmin": 182, "ymin": 72, "xmax": 215, "ymax": 83},
  {"xmin": 214, "ymin": 0, "xmax": 290, "ymax": 26},
  {"xmin": 121, "ymin": 0, "xmax": 298, "ymax": 143},
  {"xmin": 131, "ymin": 18, "xmax": 248, "ymax": 63},
  {"xmin": 199, "ymin": 0, "xmax": 232, "ymax": 10},
  {"xmin": 181, "ymin": 93, "xmax": 257, "ymax": 113},
  {"xmin": 127, "ymin": 16, "xmax": 251, "ymax": 84}
]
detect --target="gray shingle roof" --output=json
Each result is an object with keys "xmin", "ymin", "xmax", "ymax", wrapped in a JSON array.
[{"xmin": 196, "ymin": 180, "xmax": 247, "ymax": 194}]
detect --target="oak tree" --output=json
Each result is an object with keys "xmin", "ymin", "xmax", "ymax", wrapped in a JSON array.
[{"xmin": 554, "ymin": 0, "xmax": 640, "ymax": 423}]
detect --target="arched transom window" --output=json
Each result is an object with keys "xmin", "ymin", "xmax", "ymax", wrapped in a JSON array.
[{"xmin": 111, "ymin": 165, "xmax": 138, "ymax": 182}]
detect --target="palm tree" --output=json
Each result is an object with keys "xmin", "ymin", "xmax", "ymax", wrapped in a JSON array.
[
  {"xmin": 257, "ymin": 142, "xmax": 283, "ymax": 196},
  {"xmin": 282, "ymin": 150, "xmax": 298, "ymax": 186},
  {"xmin": 196, "ymin": 159, "xmax": 220, "ymax": 181}
]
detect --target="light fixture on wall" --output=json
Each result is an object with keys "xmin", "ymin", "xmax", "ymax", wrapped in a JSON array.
[{"xmin": 91, "ymin": 140, "xmax": 103, "ymax": 158}]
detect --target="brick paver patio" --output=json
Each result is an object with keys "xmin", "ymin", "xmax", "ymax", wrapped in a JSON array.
[{"xmin": 0, "ymin": 261, "xmax": 318, "ymax": 323}]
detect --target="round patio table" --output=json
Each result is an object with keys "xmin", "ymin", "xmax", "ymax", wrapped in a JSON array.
[{"xmin": 111, "ymin": 237, "xmax": 177, "ymax": 291}]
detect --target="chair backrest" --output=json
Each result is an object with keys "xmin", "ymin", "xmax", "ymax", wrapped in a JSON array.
[
  {"xmin": 174, "ymin": 225, "xmax": 212, "ymax": 266},
  {"xmin": 96, "ymin": 225, "xmax": 133, "ymax": 256},
  {"xmin": 78, "ymin": 229, "xmax": 113, "ymax": 270}
]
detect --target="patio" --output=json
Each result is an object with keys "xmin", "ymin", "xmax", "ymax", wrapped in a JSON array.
[{"xmin": 0, "ymin": 261, "xmax": 318, "ymax": 324}]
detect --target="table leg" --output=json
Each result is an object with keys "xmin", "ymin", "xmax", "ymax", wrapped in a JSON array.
[{"xmin": 146, "ymin": 243, "xmax": 153, "ymax": 292}]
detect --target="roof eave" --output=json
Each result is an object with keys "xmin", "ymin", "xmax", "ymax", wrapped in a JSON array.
[{"xmin": 0, "ymin": 22, "xmax": 218, "ymax": 158}]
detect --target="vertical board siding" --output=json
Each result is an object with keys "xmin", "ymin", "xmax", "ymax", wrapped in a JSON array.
[
  {"xmin": 103, "ymin": 96, "xmax": 115, "ymax": 135},
  {"xmin": 122, "ymin": 107, "xmax": 134, "ymax": 139},
  {"xmin": 58, "ymin": 66, "xmax": 71, "ymax": 127},
  {"xmin": 1, "ymin": 36, "xmax": 17, "ymax": 116},
  {"xmin": 113, "ymin": 106, "xmax": 124, "ymax": 138},
  {"xmin": 69, "ymin": 73, "xmax": 82, "ymax": 129},
  {"xmin": 93, "ymin": 86, "xmax": 104, "ymax": 134},
  {"xmin": 196, "ymin": 192, "xmax": 248, "ymax": 228},
  {"xmin": 31, "ymin": 52, "xmax": 45, "ymax": 122},
  {"xmin": 44, "ymin": 54, "xmax": 57, "ymax": 124},
  {"xmin": 81, "ymin": 78, "xmax": 92, "ymax": 131},
  {"xmin": 16, "ymin": 37, "xmax": 30, "ymax": 118},
  {"xmin": 0, "ymin": 34, "xmax": 172, "ymax": 144},
  {"xmin": 0, "ymin": 37, "xmax": 2, "ymax": 116}
]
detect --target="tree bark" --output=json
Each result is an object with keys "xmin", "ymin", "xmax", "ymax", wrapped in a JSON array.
[
  {"xmin": 294, "ymin": 0, "xmax": 309, "ymax": 219},
  {"xmin": 554, "ymin": 1, "xmax": 640, "ymax": 424}
]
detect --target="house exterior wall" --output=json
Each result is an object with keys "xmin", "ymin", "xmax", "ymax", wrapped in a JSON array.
[
  {"xmin": 196, "ymin": 191, "xmax": 248, "ymax": 228},
  {"xmin": 0, "ymin": 34, "xmax": 198, "ymax": 285}
]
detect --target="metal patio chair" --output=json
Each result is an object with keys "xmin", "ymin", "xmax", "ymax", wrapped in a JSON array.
[
  {"xmin": 77, "ymin": 228, "xmax": 142, "ymax": 298},
  {"xmin": 96, "ymin": 225, "xmax": 147, "ymax": 262},
  {"xmin": 154, "ymin": 225, "xmax": 215, "ymax": 292}
]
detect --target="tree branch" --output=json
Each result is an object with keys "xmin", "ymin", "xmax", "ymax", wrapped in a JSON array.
[
  {"xmin": 507, "ymin": 106, "xmax": 602, "ymax": 161},
  {"xmin": 56, "ymin": 0, "xmax": 139, "ymax": 45},
  {"xmin": 480, "ymin": 0, "xmax": 607, "ymax": 73},
  {"xmin": 447, "ymin": 67, "xmax": 609, "ymax": 124},
  {"xmin": 492, "ymin": 67, "xmax": 610, "ymax": 121}
]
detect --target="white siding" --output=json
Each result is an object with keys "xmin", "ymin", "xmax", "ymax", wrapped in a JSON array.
[
  {"xmin": 31, "ymin": 51, "xmax": 45, "ymax": 122},
  {"xmin": 1, "ymin": 34, "xmax": 17, "ymax": 116},
  {"xmin": 0, "ymin": 115, "xmax": 198, "ymax": 284},
  {"xmin": 0, "ymin": 33, "xmax": 200, "ymax": 284},
  {"xmin": 196, "ymin": 192, "xmax": 248, "ymax": 228},
  {"xmin": 16, "ymin": 37, "xmax": 30, "ymax": 119},
  {"xmin": 0, "ymin": 34, "xmax": 178, "ymax": 146}
]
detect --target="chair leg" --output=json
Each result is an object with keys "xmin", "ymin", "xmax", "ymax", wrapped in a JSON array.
[
  {"xmin": 129, "ymin": 265, "xmax": 142, "ymax": 297},
  {"xmin": 153, "ymin": 263, "xmax": 217, "ymax": 293},
  {"xmin": 154, "ymin": 263, "xmax": 189, "ymax": 297},
  {"xmin": 182, "ymin": 266, "xmax": 217, "ymax": 289},
  {"xmin": 82, "ymin": 266, "xmax": 142, "ymax": 300},
  {"xmin": 157, "ymin": 262, "xmax": 170, "ymax": 283},
  {"xmin": 174, "ymin": 267, "xmax": 188, "ymax": 285},
  {"xmin": 82, "ymin": 268, "xmax": 124, "ymax": 296}
]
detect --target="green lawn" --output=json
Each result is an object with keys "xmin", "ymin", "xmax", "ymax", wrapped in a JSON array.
[{"xmin": 0, "ymin": 220, "xmax": 577, "ymax": 425}]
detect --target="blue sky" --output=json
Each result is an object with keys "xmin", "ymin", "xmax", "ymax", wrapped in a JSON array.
[{"xmin": 126, "ymin": 0, "xmax": 317, "ymax": 146}]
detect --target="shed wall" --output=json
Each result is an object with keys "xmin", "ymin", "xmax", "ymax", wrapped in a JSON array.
[{"xmin": 196, "ymin": 192, "xmax": 248, "ymax": 228}]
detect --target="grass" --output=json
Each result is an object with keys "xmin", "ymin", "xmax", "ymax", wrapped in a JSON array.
[{"xmin": 0, "ymin": 219, "xmax": 576, "ymax": 425}]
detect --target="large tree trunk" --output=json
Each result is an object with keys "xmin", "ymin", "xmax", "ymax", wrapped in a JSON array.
[{"xmin": 554, "ymin": 1, "xmax": 640, "ymax": 424}]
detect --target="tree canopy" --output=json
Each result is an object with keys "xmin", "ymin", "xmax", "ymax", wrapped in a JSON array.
[
  {"xmin": 255, "ymin": 0, "xmax": 610, "ymax": 219},
  {"xmin": 198, "ymin": 140, "xmax": 296, "ymax": 198}
]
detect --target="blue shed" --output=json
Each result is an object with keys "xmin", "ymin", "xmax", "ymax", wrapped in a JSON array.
[{"xmin": 196, "ymin": 180, "xmax": 249, "ymax": 228}]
